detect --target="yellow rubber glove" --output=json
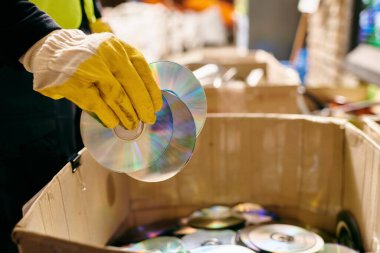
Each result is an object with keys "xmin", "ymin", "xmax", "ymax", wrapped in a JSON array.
[
  {"xmin": 20, "ymin": 30, "xmax": 162, "ymax": 129},
  {"xmin": 90, "ymin": 18, "xmax": 113, "ymax": 33}
]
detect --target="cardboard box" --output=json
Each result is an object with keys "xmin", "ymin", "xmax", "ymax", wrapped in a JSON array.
[
  {"xmin": 362, "ymin": 116, "xmax": 380, "ymax": 144},
  {"xmin": 303, "ymin": 86, "xmax": 369, "ymax": 113},
  {"xmin": 168, "ymin": 47, "xmax": 301, "ymax": 85},
  {"xmin": 168, "ymin": 47, "xmax": 258, "ymax": 65},
  {"xmin": 185, "ymin": 60, "xmax": 300, "ymax": 114},
  {"xmin": 305, "ymin": 86, "xmax": 368, "ymax": 104},
  {"xmin": 205, "ymin": 86, "xmax": 300, "ymax": 114},
  {"xmin": 185, "ymin": 62, "xmax": 268, "ymax": 82},
  {"xmin": 13, "ymin": 114, "xmax": 380, "ymax": 252}
]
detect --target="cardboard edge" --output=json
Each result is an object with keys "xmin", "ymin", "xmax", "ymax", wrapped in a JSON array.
[
  {"xmin": 206, "ymin": 113, "xmax": 348, "ymax": 125},
  {"xmin": 12, "ymin": 149, "xmax": 86, "ymax": 243},
  {"xmin": 13, "ymin": 230, "xmax": 126, "ymax": 253}
]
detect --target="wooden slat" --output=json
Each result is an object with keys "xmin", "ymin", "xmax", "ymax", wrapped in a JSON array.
[
  {"xmin": 300, "ymin": 121, "xmax": 344, "ymax": 214},
  {"xmin": 57, "ymin": 165, "xmax": 91, "ymax": 243}
]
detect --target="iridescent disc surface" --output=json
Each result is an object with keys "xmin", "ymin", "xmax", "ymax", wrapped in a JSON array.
[
  {"xmin": 191, "ymin": 245, "xmax": 254, "ymax": 253},
  {"xmin": 247, "ymin": 224, "xmax": 324, "ymax": 253},
  {"xmin": 150, "ymin": 61, "xmax": 207, "ymax": 136},
  {"xmin": 80, "ymin": 91, "xmax": 173, "ymax": 173},
  {"xmin": 123, "ymin": 236, "xmax": 187, "ymax": 253},
  {"xmin": 191, "ymin": 205, "xmax": 232, "ymax": 219},
  {"xmin": 126, "ymin": 91, "xmax": 196, "ymax": 182},
  {"xmin": 232, "ymin": 203, "xmax": 275, "ymax": 224},
  {"xmin": 182, "ymin": 229, "xmax": 236, "ymax": 250},
  {"xmin": 232, "ymin": 203, "xmax": 264, "ymax": 213},
  {"xmin": 188, "ymin": 216, "xmax": 245, "ymax": 230}
]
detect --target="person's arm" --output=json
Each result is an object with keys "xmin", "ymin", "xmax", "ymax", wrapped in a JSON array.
[
  {"xmin": 0, "ymin": 0, "xmax": 61, "ymax": 66},
  {"xmin": 3, "ymin": 0, "xmax": 162, "ymax": 129},
  {"xmin": 93, "ymin": 0, "xmax": 103, "ymax": 19}
]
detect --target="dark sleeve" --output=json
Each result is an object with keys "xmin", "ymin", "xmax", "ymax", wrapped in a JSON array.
[
  {"xmin": 0, "ymin": 0, "xmax": 61, "ymax": 66},
  {"xmin": 93, "ymin": 0, "xmax": 102, "ymax": 19}
]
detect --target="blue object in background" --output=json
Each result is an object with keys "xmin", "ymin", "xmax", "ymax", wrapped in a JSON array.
[
  {"xmin": 281, "ymin": 48, "xmax": 308, "ymax": 84},
  {"xmin": 359, "ymin": 0, "xmax": 380, "ymax": 47}
]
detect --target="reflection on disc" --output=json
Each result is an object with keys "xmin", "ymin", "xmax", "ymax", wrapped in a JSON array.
[
  {"xmin": 174, "ymin": 226, "xmax": 198, "ymax": 236},
  {"xmin": 182, "ymin": 229, "xmax": 236, "ymax": 250},
  {"xmin": 150, "ymin": 61, "xmax": 207, "ymax": 136},
  {"xmin": 126, "ymin": 91, "xmax": 196, "ymax": 182},
  {"xmin": 232, "ymin": 203, "xmax": 275, "ymax": 224},
  {"xmin": 80, "ymin": 90, "xmax": 173, "ymax": 173},
  {"xmin": 122, "ymin": 236, "xmax": 187, "ymax": 253},
  {"xmin": 247, "ymin": 224, "xmax": 324, "ymax": 253},
  {"xmin": 191, "ymin": 245, "xmax": 255, "ymax": 253},
  {"xmin": 322, "ymin": 243, "xmax": 358, "ymax": 253},
  {"xmin": 110, "ymin": 219, "xmax": 180, "ymax": 246},
  {"xmin": 232, "ymin": 203, "xmax": 264, "ymax": 214},
  {"xmin": 188, "ymin": 216, "xmax": 245, "ymax": 230}
]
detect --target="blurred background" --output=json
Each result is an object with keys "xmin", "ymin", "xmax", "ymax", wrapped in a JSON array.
[{"xmin": 96, "ymin": 0, "xmax": 380, "ymax": 121}]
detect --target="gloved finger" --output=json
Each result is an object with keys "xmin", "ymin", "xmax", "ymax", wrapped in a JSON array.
[
  {"xmin": 122, "ymin": 43, "xmax": 163, "ymax": 112},
  {"xmin": 114, "ymin": 68, "xmax": 156, "ymax": 125},
  {"xmin": 36, "ymin": 81, "xmax": 119, "ymax": 128},
  {"xmin": 106, "ymin": 48, "xmax": 156, "ymax": 124},
  {"xmin": 87, "ymin": 99, "xmax": 119, "ymax": 129},
  {"xmin": 97, "ymin": 77, "xmax": 140, "ymax": 130}
]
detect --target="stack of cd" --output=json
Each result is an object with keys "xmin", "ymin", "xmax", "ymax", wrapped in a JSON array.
[
  {"xmin": 150, "ymin": 61, "xmax": 207, "ymax": 136},
  {"xmin": 238, "ymin": 224, "xmax": 325, "ymax": 253},
  {"xmin": 81, "ymin": 61, "xmax": 207, "ymax": 182}
]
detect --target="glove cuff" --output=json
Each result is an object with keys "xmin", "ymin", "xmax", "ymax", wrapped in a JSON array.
[
  {"xmin": 20, "ymin": 29, "xmax": 87, "ymax": 74},
  {"xmin": 19, "ymin": 29, "xmax": 114, "ymax": 92},
  {"xmin": 19, "ymin": 30, "xmax": 57, "ymax": 73}
]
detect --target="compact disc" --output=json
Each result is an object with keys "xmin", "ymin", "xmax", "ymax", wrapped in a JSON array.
[
  {"xmin": 122, "ymin": 236, "xmax": 187, "ymax": 253},
  {"xmin": 191, "ymin": 205, "xmax": 232, "ymax": 219},
  {"xmin": 150, "ymin": 61, "xmax": 207, "ymax": 136},
  {"xmin": 336, "ymin": 211, "xmax": 364, "ymax": 252},
  {"xmin": 232, "ymin": 203, "xmax": 275, "ymax": 224},
  {"xmin": 81, "ymin": 91, "xmax": 196, "ymax": 182},
  {"xmin": 245, "ymin": 224, "xmax": 324, "ymax": 253},
  {"xmin": 109, "ymin": 219, "xmax": 180, "ymax": 246},
  {"xmin": 80, "ymin": 90, "xmax": 173, "ymax": 173},
  {"xmin": 174, "ymin": 226, "xmax": 198, "ymax": 236},
  {"xmin": 232, "ymin": 203, "xmax": 264, "ymax": 214},
  {"xmin": 126, "ymin": 91, "xmax": 196, "ymax": 182},
  {"xmin": 188, "ymin": 216, "xmax": 245, "ymax": 230},
  {"xmin": 191, "ymin": 245, "xmax": 255, "ymax": 253},
  {"xmin": 237, "ymin": 226, "xmax": 261, "ymax": 251},
  {"xmin": 268, "ymin": 218, "xmax": 335, "ymax": 243},
  {"xmin": 322, "ymin": 243, "xmax": 358, "ymax": 253},
  {"xmin": 182, "ymin": 229, "xmax": 236, "ymax": 250}
]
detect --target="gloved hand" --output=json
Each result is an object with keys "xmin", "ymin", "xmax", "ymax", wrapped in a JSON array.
[
  {"xmin": 90, "ymin": 18, "xmax": 113, "ymax": 33},
  {"xmin": 20, "ymin": 29, "xmax": 162, "ymax": 129}
]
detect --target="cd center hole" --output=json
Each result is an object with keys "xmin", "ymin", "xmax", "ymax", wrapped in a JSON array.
[
  {"xmin": 201, "ymin": 238, "xmax": 222, "ymax": 246},
  {"xmin": 271, "ymin": 233, "xmax": 294, "ymax": 243},
  {"xmin": 113, "ymin": 122, "xmax": 145, "ymax": 141}
]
